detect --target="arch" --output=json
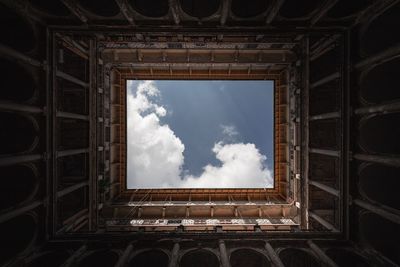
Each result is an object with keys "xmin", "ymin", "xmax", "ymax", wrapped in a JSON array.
[
  {"xmin": 0, "ymin": 213, "xmax": 38, "ymax": 265},
  {"xmin": 26, "ymin": 251, "xmax": 70, "ymax": 267},
  {"xmin": 30, "ymin": 0, "xmax": 71, "ymax": 16},
  {"xmin": 327, "ymin": 0, "xmax": 373, "ymax": 18},
  {"xmin": 128, "ymin": 0, "xmax": 169, "ymax": 18},
  {"xmin": 77, "ymin": 250, "xmax": 119, "ymax": 267},
  {"xmin": 280, "ymin": 0, "xmax": 320, "ymax": 18},
  {"xmin": 325, "ymin": 248, "xmax": 371, "ymax": 267},
  {"xmin": 0, "ymin": 57, "xmax": 36, "ymax": 103},
  {"xmin": 0, "ymin": 3, "xmax": 36, "ymax": 53},
  {"xmin": 78, "ymin": 0, "xmax": 120, "ymax": 17},
  {"xmin": 0, "ymin": 112, "xmax": 39, "ymax": 155},
  {"xmin": 230, "ymin": 248, "xmax": 271, "ymax": 267},
  {"xmin": 0, "ymin": 163, "xmax": 39, "ymax": 211},
  {"xmin": 359, "ymin": 212, "xmax": 400, "ymax": 265},
  {"xmin": 360, "ymin": 57, "xmax": 400, "ymax": 104},
  {"xmin": 180, "ymin": 249, "xmax": 219, "ymax": 267},
  {"xmin": 180, "ymin": 0, "xmax": 220, "ymax": 19},
  {"xmin": 360, "ymin": 3, "xmax": 400, "ymax": 56},
  {"xmin": 128, "ymin": 250, "xmax": 169, "ymax": 267},
  {"xmin": 359, "ymin": 164, "xmax": 400, "ymax": 211},
  {"xmin": 279, "ymin": 248, "xmax": 321, "ymax": 267},
  {"xmin": 358, "ymin": 113, "xmax": 400, "ymax": 154}
]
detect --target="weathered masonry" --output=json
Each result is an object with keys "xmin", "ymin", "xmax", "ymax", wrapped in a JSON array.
[{"xmin": 0, "ymin": 0, "xmax": 399, "ymax": 266}]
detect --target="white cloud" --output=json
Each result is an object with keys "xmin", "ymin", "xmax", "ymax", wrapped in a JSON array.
[
  {"xmin": 155, "ymin": 106, "xmax": 167, "ymax": 117},
  {"xmin": 126, "ymin": 80, "xmax": 273, "ymax": 189},
  {"xmin": 220, "ymin": 124, "xmax": 239, "ymax": 138},
  {"xmin": 181, "ymin": 142, "xmax": 273, "ymax": 188},
  {"xmin": 126, "ymin": 80, "xmax": 184, "ymax": 188}
]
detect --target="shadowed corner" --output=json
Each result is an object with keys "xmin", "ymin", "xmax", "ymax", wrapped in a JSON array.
[{"xmin": 0, "ymin": 0, "xmax": 399, "ymax": 266}]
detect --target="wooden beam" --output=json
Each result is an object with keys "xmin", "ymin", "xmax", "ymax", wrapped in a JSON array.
[
  {"xmin": 0, "ymin": 154, "xmax": 42, "ymax": 167},
  {"xmin": 0, "ymin": 101, "xmax": 43, "ymax": 114},
  {"xmin": 309, "ymin": 111, "xmax": 340, "ymax": 121},
  {"xmin": 309, "ymin": 211, "xmax": 339, "ymax": 232},
  {"xmin": 115, "ymin": 243, "xmax": 134, "ymax": 267},
  {"xmin": 0, "ymin": 43, "xmax": 42, "ymax": 67},
  {"xmin": 168, "ymin": 242, "xmax": 180, "ymax": 267},
  {"xmin": 354, "ymin": 43, "xmax": 400, "ymax": 70},
  {"xmin": 115, "ymin": 0, "xmax": 135, "ymax": 25},
  {"xmin": 61, "ymin": 0, "xmax": 88, "ymax": 23},
  {"xmin": 310, "ymin": 0, "xmax": 338, "ymax": 26},
  {"xmin": 57, "ymin": 111, "xmax": 89, "ymax": 121},
  {"xmin": 57, "ymin": 148, "xmax": 89, "ymax": 158},
  {"xmin": 353, "ymin": 198, "xmax": 400, "ymax": 225},
  {"xmin": 310, "ymin": 72, "xmax": 340, "ymax": 88},
  {"xmin": 308, "ymin": 240, "xmax": 339, "ymax": 267},
  {"xmin": 310, "ymin": 148, "xmax": 340, "ymax": 157},
  {"xmin": 61, "ymin": 245, "xmax": 87, "ymax": 267},
  {"xmin": 219, "ymin": 240, "xmax": 230, "ymax": 267},
  {"xmin": 0, "ymin": 200, "xmax": 42, "ymax": 224},
  {"xmin": 57, "ymin": 181, "xmax": 88, "ymax": 198},
  {"xmin": 300, "ymin": 37, "xmax": 310, "ymax": 229},
  {"xmin": 264, "ymin": 242, "xmax": 285, "ymax": 267},
  {"xmin": 353, "ymin": 153, "xmax": 400, "ymax": 168},
  {"xmin": 354, "ymin": 101, "xmax": 400, "ymax": 115},
  {"xmin": 56, "ymin": 70, "xmax": 89, "ymax": 88},
  {"xmin": 309, "ymin": 180, "xmax": 340, "ymax": 197},
  {"xmin": 311, "ymin": 35, "xmax": 340, "ymax": 61}
]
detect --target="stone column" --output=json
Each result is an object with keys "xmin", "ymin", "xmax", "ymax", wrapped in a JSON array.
[
  {"xmin": 168, "ymin": 242, "xmax": 180, "ymax": 267},
  {"xmin": 115, "ymin": 243, "xmax": 134, "ymax": 267},
  {"xmin": 264, "ymin": 242, "xmax": 284, "ymax": 267},
  {"xmin": 219, "ymin": 240, "xmax": 231, "ymax": 267}
]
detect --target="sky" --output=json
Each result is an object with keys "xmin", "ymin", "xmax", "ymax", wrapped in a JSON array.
[{"xmin": 126, "ymin": 80, "xmax": 274, "ymax": 189}]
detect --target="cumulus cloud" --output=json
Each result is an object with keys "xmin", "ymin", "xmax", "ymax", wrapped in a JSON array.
[
  {"xmin": 126, "ymin": 81, "xmax": 185, "ymax": 188},
  {"xmin": 181, "ymin": 142, "xmax": 273, "ymax": 188},
  {"xmin": 126, "ymin": 80, "xmax": 273, "ymax": 189}
]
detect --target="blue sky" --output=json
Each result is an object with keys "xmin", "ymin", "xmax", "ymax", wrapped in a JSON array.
[{"xmin": 126, "ymin": 80, "xmax": 274, "ymax": 189}]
